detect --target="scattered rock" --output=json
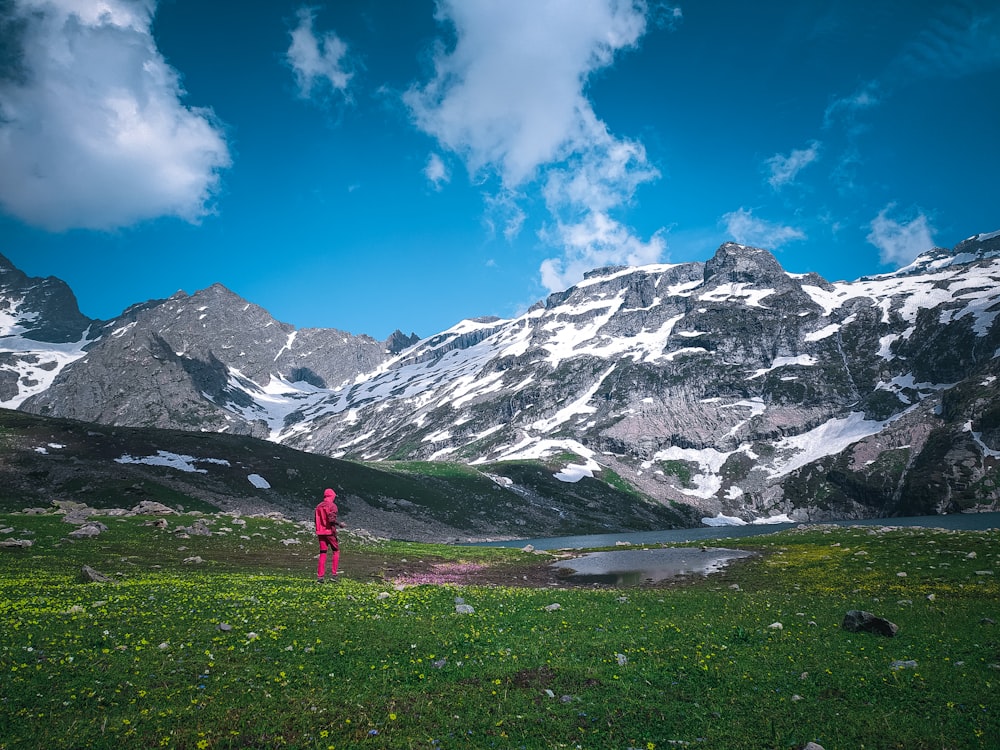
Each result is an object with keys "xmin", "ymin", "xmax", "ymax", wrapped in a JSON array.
[
  {"xmin": 616, "ymin": 653, "xmax": 628, "ymax": 666},
  {"xmin": 802, "ymin": 743, "xmax": 825, "ymax": 750},
  {"xmin": 890, "ymin": 660, "xmax": 918, "ymax": 670},
  {"xmin": 80, "ymin": 565, "xmax": 112, "ymax": 583},
  {"xmin": 62, "ymin": 509, "xmax": 95, "ymax": 525},
  {"xmin": 376, "ymin": 592, "xmax": 391, "ymax": 600},
  {"xmin": 842, "ymin": 610, "xmax": 898, "ymax": 637},
  {"xmin": 455, "ymin": 604, "xmax": 475, "ymax": 615},
  {"xmin": 68, "ymin": 522, "xmax": 107, "ymax": 539},
  {"xmin": 182, "ymin": 556, "xmax": 205, "ymax": 565},
  {"xmin": 768, "ymin": 622, "xmax": 784, "ymax": 630},
  {"xmin": 129, "ymin": 501, "xmax": 176, "ymax": 516},
  {"xmin": 186, "ymin": 520, "xmax": 212, "ymax": 536},
  {"xmin": 0, "ymin": 538, "xmax": 33, "ymax": 548},
  {"xmin": 544, "ymin": 603, "xmax": 561, "ymax": 612},
  {"xmin": 217, "ymin": 623, "xmax": 233, "ymax": 632}
]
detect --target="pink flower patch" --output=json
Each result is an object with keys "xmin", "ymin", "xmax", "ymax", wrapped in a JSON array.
[{"xmin": 393, "ymin": 561, "xmax": 488, "ymax": 586}]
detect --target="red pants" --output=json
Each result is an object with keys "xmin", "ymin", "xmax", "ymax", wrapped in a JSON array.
[{"xmin": 317, "ymin": 534, "xmax": 339, "ymax": 577}]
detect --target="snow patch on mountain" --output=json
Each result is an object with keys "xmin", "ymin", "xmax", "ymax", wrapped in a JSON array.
[
  {"xmin": 0, "ymin": 329, "xmax": 89, "ymax": 408},
  {"xmin": 115, "ymin": 451, "xmax": 231, "ymax": 473}
]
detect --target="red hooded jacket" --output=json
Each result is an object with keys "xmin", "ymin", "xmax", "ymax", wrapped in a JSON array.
[{"xmin": 314, "ymin": 488, "xmax": 341, "ymax": 536}]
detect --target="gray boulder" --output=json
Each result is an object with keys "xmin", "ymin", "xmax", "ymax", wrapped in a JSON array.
[
  {"xmin": 80, "ymin": 565, "xmax": 112, "ymax": 583},
  {"xmin": 842, "ymin": 609, "xmax": 898, "ymax": 637}
]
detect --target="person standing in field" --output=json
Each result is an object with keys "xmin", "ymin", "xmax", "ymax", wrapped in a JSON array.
[{"xmin": 315, "ymin": 488, "xmax": 345, "ymax": 582}]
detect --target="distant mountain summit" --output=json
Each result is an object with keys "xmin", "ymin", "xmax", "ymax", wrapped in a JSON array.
[
  {"xmin": 18, "ymin": 281, "xmax": 401, "ymax": 436},
  {"xmin": 0, "ymin": 253, "xmax": 95, "ymax": 406},
  {"xmin": 0, "ymin": 253, "xmax": 93, "ymax": 343},
  {"xmin": 3, "ymin": 232, "xmax": 999, "ymax": 526}
]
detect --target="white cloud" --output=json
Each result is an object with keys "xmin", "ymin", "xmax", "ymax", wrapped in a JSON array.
[
  {"xmin": 823, "ymin": 81, "xmax": 880, "ymax": 128},
  {"xmin": 867, "ymin": 204, "xmax": 936, "ymax": 267},
  {"xmin": 765, "ymin": 141, "xmax": 821, "ymax": 190},
  {"xmin": 0, "ymin": 0, "xmax": 231, "ymax": 232},
  {"xmin": 424, "ymin": 152, "xmax": 450, "ymax": 189},
  {"xmin": 405, "ymin": 0, "xmax": 649, "ymax": 187},
  {"xmin": 405, "ymin": 0, "xmax": 664, "ymax": 292},
  {"xmin": 540, "ymin": 211, "xmax": 665, "ymax": 290},
  {"xmin": 483, "ymin": 190, "xmax": 527, "ymax": 242},
  {"xmin": 722, "ymin": 208, "xmax": 806, "ymax": 249},
  {"xmin": 287, "ymin": 6, "xmax": 353, "ymax": 100}
]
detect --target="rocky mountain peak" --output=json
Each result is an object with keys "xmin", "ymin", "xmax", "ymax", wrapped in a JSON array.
[
  {"xmin": 0, "ymin": 252, "xmax": 92, "ymax": 344},
  {"xmin": 384, "ymin": 329, "xmax": 421, "ymax": 354},
  {"xmin": 703, "ymin": 242, "xmax": 787, "ymax": 285}
]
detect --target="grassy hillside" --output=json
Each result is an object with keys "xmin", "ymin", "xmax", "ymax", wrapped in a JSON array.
[{"xmin": 0, "ymin": 408, "xmax": 695, "ymax": 541}]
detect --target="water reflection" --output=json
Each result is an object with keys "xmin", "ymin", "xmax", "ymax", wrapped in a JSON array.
[{"xmin": 551, "ymin": 547, "xmax": 755, "ymax": 586}]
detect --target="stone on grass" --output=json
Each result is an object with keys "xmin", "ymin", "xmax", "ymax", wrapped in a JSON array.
[
  {"xmin": 217, "ymin": 623, "xmax": 233, "ymax": 632},
  {"xmin": 80, "ymin": 565, "xmax": 112, "ymax": 583},
  {"xmin": 544, "ymin": 603, "xmax": 561, "ymax": 612},
  {"xmin": 455, "ymin": 603, "xmax": 475, "ymax": 615},
  {"xmin": 842, "ymin": 610, "xmax": 898, "ymax": 637},
  {"xmin": 0, "ymin": 538, "xmax": 33, "ymax": 548},
  {"xmin": 68, "ymin": 522, "xmax": 107, "ymax": 539},
  {"xmin": 129, "ymin": 501, "xmax": 176, "ymax": 516},
  {"xmin": 182, "ymin": 556, "xmax": 205, "ymax": 565},
  {"xmin": 890, "ymin": 659, "xmax": 918, "ymax": 670}
]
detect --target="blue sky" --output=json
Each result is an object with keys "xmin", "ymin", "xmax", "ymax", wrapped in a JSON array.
[{"xmin": 1, "ymin": 0, "xmax": 998, "ymax": 340}]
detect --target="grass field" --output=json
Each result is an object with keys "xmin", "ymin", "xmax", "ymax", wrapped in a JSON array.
[{"xmin": 1, "ymin": 511, "xmax": 997, "ymax": 749}]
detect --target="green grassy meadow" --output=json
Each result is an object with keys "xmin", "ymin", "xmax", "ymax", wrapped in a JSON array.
[{"xmin": 1, "ymin": 511, "xmax": 998, "ymax": 749}]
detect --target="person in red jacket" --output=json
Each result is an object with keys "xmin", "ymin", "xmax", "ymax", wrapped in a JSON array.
[{"xmin": 314, "ymin": 488, "xmax": 345, "ymax": 582}]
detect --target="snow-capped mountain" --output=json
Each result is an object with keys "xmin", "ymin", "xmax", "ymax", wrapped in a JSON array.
[
  {"xmin": 0, "ymin": 254, "xmax": 94, "ymax": 407},
  {"xmin": 4, "ymin": 231, "xmax": 1000, "ymax": 524}
]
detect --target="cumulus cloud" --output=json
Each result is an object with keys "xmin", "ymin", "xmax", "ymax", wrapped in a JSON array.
[
  {"xmin": 867, "ymin": 204, "xmax": 936, "ymax": 266},
  {"xmin": 722, "ymin": 208, "xmax": 806, "ymax": 249},
  {"xmin": 287, "ymin": 6, "xmax": 353, "ymax": 100},
  {"xmin": 0, "ymin": 0, "xmax": 231, "ymax": 232},
  {"xmin": 765, "ymin": 141, "xmax": 821, "ymax": 190},
  {"xmin": 405, "ymin": 0, "xmax": 664, "ymax": 292}
]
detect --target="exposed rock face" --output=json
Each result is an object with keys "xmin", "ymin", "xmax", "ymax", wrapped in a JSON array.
[
  {"xmin": 4, "ymin": 231, "xmax": 1000, "ymax": 525},
  {"xmin": 0, "ymin": 253, "xmax": 95, "ymax": 406},
  {"xmin": 19, "ymin": 283, "xmax": 395, "ymax": 437}
]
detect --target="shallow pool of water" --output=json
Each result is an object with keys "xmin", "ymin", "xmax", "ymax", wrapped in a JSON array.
[{"xmin": 550, "ymin": 546, "xmax": 756, "ymax": 586}]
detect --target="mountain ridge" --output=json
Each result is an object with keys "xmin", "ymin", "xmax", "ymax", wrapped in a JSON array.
[{"xmin": 3, "ymin": 233, "xmax": 999, "ymax": 530}]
